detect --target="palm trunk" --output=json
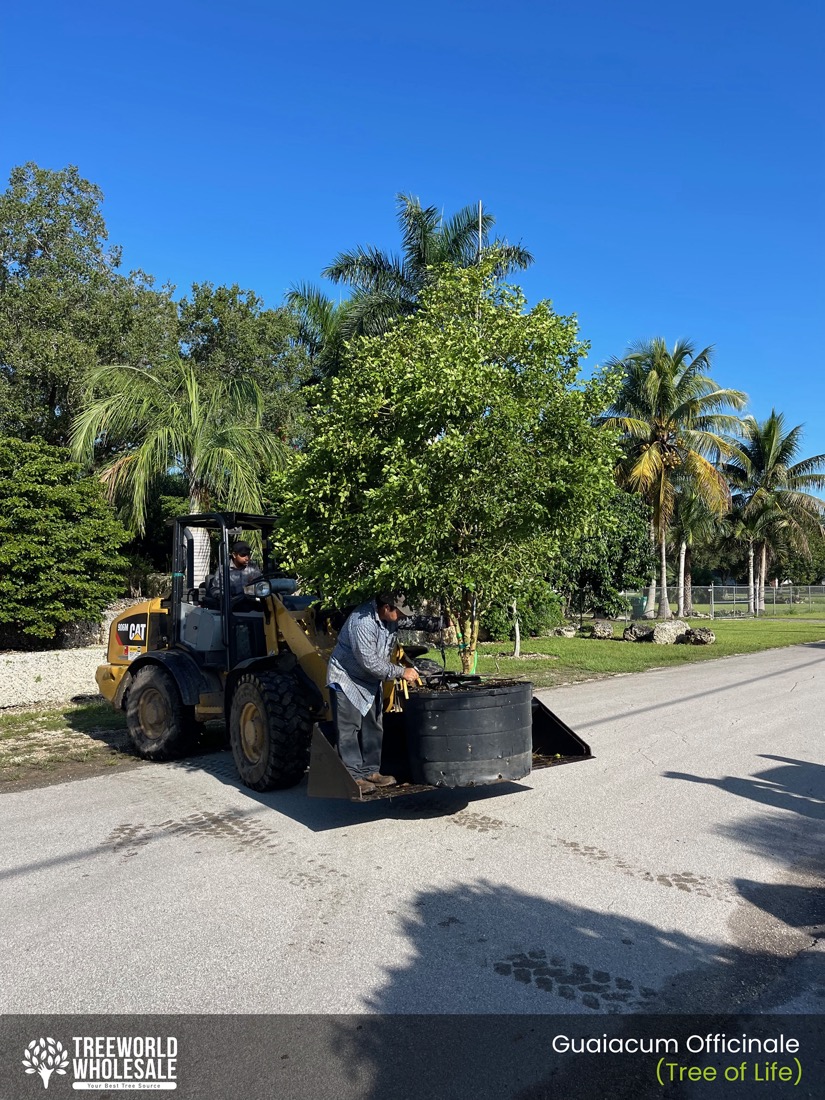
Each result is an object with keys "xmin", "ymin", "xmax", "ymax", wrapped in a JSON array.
[
  {"xmin": 511, "ymin": 600, "xmax": 521, "ymax": 659},
  {"xmin": 748, "ymin": 541, "xmax": 755, "ymax": 615},
  {"xmin": 644, "ymin": 522, "xmax": 657, "ymax": 618},
  {"xmin": 684, "ymin": 548, "xmax": 694, "ymax": 617},
  {"xmin": 677, "ymin": 540, "xmax": 686, "ymax": 618},
  {"xmin": 186, "ymin": 489, "xmax": 211, "ymax": 588},
  {"xmin": 657, "ymin": 534, "xmax": 672, "ymax": 619},
  {"xmin": 759, "ymin": 543, "xmax": 768, "ymax": 613}
]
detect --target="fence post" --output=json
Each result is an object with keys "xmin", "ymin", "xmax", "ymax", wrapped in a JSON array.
[{"xmin": 710, "ymin": 584, "xmax": 714, "ymax": 620}]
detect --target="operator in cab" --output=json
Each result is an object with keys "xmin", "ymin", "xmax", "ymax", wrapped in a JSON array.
[{"xmin": 205, "ymin": 540, "xmax": 262, "ymax": 603}]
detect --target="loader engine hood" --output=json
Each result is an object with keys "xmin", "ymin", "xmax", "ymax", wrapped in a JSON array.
[{"xmin": 106, "ymin": 599, "xmax": 167, "ymax": 665}]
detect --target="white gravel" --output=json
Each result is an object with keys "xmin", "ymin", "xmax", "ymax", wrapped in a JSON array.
[{"xmin": 0, "ymin": 646, "xmax": 107, "ymax": 709}]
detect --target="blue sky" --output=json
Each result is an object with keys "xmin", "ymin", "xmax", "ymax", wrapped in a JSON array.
[{"xmin": 2, "ymin": 0, "xmax": 823, "ymax": 457}]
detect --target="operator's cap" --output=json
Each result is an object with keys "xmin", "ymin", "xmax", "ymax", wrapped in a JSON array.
[
  {"xmin": 377, "ymin": 592, "xmax": 414, "ymax": 617},
  {"xmin": 232, "ymin": 540, "xmax": 252, "ymax": 556}
]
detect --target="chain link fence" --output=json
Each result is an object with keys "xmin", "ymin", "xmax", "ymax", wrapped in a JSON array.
[{"xmin": 621, "ymin": 585, "xmax": 825, "ymax": 620}]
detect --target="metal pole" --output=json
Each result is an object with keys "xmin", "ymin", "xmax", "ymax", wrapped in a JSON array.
[{"xmin": 710, "ymin": 584, "xmax": 714, "ymax": 620}]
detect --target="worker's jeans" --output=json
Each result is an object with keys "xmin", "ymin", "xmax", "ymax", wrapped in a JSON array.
[{"xmin": 330, "ymin": 688, "xmax": 383, "ymax": 779}]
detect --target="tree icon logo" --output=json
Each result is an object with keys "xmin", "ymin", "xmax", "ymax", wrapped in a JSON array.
[{"xmin": 22, "ymin": 1038, "xmax": 69, "ymax": 1089}]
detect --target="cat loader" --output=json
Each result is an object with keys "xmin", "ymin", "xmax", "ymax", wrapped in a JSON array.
[{"xmin": 96, "ymin": 512, "xmax": 591, "ymax": 800}]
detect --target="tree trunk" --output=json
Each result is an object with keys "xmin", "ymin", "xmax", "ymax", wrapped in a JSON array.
[
  {"xmin": 451, "ymin": 591, "xmax": 480, "ymax": 674},
  {"xmin": 677, "ymin": 540, "xmax": 686, "ymax": 618},
  {"xmin": 657, "ymin": 535, "xmax": 672, "ymax": 619},
  {"xmin": 185, "ymin": 491, "xmax": 212, "ymax": 588},
  {"xmin": 759, "ymin": 542, "xmax": 767, "ymax": 613},
  {"xmin": 644, "ymin": 522, "xmax": 657, "ymax": 617},
  {"xmin": 748, "ymin": 541, "xmax": 755, "ymax": 615},
  {"xmin": 511, "ymin": 600, "xmax": 521, "ymax": 659},
  {"xmin": 684, "ymin": 548, "xmax": 694, "ymax": 617}
]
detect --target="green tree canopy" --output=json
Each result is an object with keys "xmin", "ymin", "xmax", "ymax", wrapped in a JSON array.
[
  {"xmin": 0, "ymin": 163, "xmax": 177, "ymax": 444},
  {"xmin": 275, "ymin": 258, "xmax": 618, "ymax": 670},
  {"xmin": 0, "ymin": 438, "xmax": 127, "ymax": 644},
  {"xmin": 555, "ymin": 490, "xmax": 656, "ymax": 618},
  {"xmin": 178, "ymin": 282, "xmax": 309, "ymax": 440}
]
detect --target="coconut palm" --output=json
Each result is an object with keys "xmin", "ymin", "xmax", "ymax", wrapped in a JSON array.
[
  {"xmin": 71, "ymin": 359, "xmax": 290, "ymax": 583},
  {"xmin": 321, "ymin": 193, "xmax": 533, "ymax": 339},
  {"xmin": 602, "ymin": 338, "xmax": 747, "ymax": 618},
  {"xmin": 723, "ymin": 411, "xmax": 825, "ymax": 612}
]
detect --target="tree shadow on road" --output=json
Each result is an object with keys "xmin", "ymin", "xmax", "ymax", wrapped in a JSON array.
[{"xmin": 318, "ymin": 880, "xmax": 825, "ymax": 1100}]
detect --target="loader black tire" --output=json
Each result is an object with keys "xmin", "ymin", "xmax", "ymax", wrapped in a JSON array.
[
  {"xmin": 229, "ymin": 671, "xmax": 313, "ymax": 791},
  {"xmin": 126, "ymin": 665, "xmax": 200, "ymax": 760}
]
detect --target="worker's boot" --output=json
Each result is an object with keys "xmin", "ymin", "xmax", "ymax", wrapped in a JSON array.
[
  {"xmin": 354, "ymin": 778, "xmax": 376, "ymax": 795},
  {"xmin": 366, "ymin": 773, "xmax": 396, "ymax": 787}
]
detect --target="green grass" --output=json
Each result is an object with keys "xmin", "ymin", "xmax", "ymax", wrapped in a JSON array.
[{"xmin": 439, "ymin": 618, "xmax": 825, "ymax": 689}]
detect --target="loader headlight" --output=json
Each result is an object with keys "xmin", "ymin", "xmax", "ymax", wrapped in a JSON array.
[{"xmin": 244, "ymin": 580, "xmax": 272, "ymax": 598}]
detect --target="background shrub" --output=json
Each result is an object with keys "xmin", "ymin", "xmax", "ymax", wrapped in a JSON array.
[
  {"xmin": 0, "ymin": 438, "xmax": 127, "ymax": 645},
  {"xmin": 481, "ymin": 580, "xmax": 563, "ymax": 641}
]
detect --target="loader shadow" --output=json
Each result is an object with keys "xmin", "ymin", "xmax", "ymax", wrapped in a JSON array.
[
  {"xmin": 309, "ymin": 878, "xmax": 825, "ymax": 1100},
  {"xmin": 178, "ymin": 746, "xmax": 543, "ymax": 830}
]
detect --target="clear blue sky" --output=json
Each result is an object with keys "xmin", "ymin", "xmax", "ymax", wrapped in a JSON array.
[{"xmin": 2, "ymin": 0, "xmax": 823, "ymax": 457}]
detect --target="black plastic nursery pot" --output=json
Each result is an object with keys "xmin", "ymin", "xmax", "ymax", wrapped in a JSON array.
[{"xmin": 402, "ymin": 679, "xmax": 533, "ymax": 787}]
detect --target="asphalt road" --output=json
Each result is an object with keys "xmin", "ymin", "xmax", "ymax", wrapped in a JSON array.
[{"xmin": 1, "ymin": 643, "xmax": 823, "ymax": 1017}]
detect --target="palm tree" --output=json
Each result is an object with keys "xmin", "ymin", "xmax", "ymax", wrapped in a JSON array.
[
  {"xmin": 602, "ymin": 338, "xmax": 747, "ymax": 618},
  {"xmin": 320, "ymin": 193, "xmax": 533, "ymax": 340},
  {"xmin": 724, "ymin": 411, "xmax": 825, "ymax": 612},
  {"xmin": 670, "ymin": 485, "xmax": 720, "ymax": 617},
  {"xmin": 285, "ymin": 283, "xmax": 351, "ymax": 384},
  {"xmin": 721, "ymin": 504, "xmax": 776, "ymax": 615},
  {"xmin": 71, "ymin": 359, "xmax": 289, "ymax": 583}
]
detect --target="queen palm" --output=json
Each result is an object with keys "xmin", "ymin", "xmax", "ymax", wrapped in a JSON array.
[
  {"xmin": 71, "ymin": 359, "xmax": 289, "ymax": 583},
  {"xmin": 318, "ymin": 193, "xmax": 533, "ymax": 341},
  {"xmin": 602, "ymin": 338, "xmax": 747, "ymax": 618},
  {"xmin": 724, "ymin": 411, "xmax": 825, "ymax": 611}
]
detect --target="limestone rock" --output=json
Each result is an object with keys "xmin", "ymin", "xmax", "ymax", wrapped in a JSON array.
[
  {"xmin": 682, "ymin": 626, "xmax": 716, "ymax": 645},
  {"xmin": 591, "ymin": 619, "xmax": 614, "ymax": 640},
  {"xmin": 652, "ymin": 619, "xmax": 689, "ymax": 645},
  {"xmin": 551, "ymin": 626, "xmax": 577, "ymax": 638},
  {"xmin": 623, "ymin": 623, "xmax": 654, "ymax": 642}
]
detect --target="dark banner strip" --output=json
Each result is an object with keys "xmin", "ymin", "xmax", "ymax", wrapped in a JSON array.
[{"xmin": 1, "ymin": 1014, "xmax": 823, "ymax": 1099}]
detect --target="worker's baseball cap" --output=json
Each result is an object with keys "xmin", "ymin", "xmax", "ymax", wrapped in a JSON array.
[
  {"xmin": 232, "ymin": 540, "xmax": 252, "ymax": 556},
  {"xmin": 377, "ymin": 592, "xmax": 414, "ymax": 617}
]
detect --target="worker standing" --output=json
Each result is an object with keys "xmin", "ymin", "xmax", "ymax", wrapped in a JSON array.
[{"xmin": 326, "ymin": 593, "xmax": 420, "ymax": 794}]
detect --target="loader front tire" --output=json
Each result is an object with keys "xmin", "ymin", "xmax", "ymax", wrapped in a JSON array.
[
  {"xmin": 126, "ymin": 665, "xmax": 200, "ymax": 760},
  {"xmin": 229, "ymin": 671, "xmax": 313, "ymax": 791}
]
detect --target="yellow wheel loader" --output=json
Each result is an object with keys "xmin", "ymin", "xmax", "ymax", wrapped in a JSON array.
[{"xmin": 97, "ymin": 513, "xmax": 591, "ymax": 800}]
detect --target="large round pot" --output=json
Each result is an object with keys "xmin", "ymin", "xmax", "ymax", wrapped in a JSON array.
[{"xmin": 403, "ymin": 680, "xmax": 533, "ymax": 787}]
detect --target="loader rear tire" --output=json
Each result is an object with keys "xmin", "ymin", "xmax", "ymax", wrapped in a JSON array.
[
  {"xmin": 229, "ymin": 671, "xmax": 313, "ymax": 791},
  {"xmin": 126, "ymin": 665, "xmax": 200, "ymax": 760}
]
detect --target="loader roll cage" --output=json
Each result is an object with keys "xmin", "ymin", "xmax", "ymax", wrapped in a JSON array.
[{"xmin": 170, "ymin": 512, "xmax": 303, "ymax": 672}]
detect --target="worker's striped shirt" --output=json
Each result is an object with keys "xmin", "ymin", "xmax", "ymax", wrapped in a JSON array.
[{"xmin": 326, "ymin": 600, "xmax": 407, "ymax": 715}]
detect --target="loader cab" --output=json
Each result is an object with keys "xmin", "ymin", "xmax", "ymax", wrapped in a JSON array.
[{"xmin": 170, "ymin": 512, "xmax": 285, "ymax": 671}]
